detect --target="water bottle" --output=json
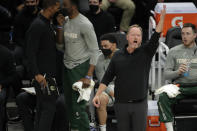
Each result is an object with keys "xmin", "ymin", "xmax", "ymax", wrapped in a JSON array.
[{"xmin": 183, "ymin": 62, "xmax": 190, "ymax": 77}]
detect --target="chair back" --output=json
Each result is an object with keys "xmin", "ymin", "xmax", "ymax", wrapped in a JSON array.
[{"xmin": 165, "ymin": 26, "xmax": 182, "ymax": 49}]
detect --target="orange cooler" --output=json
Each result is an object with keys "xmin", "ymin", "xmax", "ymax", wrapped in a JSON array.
[
  {"xmin": 147, "ymin": 116, "xmax": 166, "ymax": 131},
  {"xmin": 146, "ymin": 101, "xmax": 166, "ymax": 131},
  {"xmin": 154, "ymin": 2, "xmax": 197, "ymax": 37}
]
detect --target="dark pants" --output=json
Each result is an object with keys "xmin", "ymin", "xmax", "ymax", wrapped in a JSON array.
[
  {"xmin": 0, "ymin": 88, "xmax": 7, "ymax": 131},
  {"xmin": 63, "ymin": 60, "xmax": 90, "ymax": 131},
  {"xmin": 54, "ymin": 94, "xmax": 69, "ymax": 131},
  {"xmin": 114, "ymin": 99, "xmax": 147, "ymax": 131},
  {"xmin": 33, "ymin": 81, "xmax": 57, "ymax": 131},
  {"xmin": 16, "ymin": 92, "xmax": 36, "ymax": 131},
  {"xmin": 16, "ymin": 91, "xmax": 69, "ymax": 131}
]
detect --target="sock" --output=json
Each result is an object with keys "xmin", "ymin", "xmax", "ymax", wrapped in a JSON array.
[
  {"xmin": 99, "ymin": 124, "xmax": 106, "ymax": 131},
  {"xmin": 165, "ymin": 122, "xmax": 174, "ymax": 131}
]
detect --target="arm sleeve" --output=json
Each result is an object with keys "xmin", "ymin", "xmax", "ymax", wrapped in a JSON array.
[
  {"xmin": 25, "ymin": 22, "xmax": 43, "ymax": 77},
  {"xmin": 164, "ymin": 50, "xmax": 180, "ymax": 80},
  {"xmin": 144, "ymin": 32, "xmax": 161, "ymax": 57},
  {"xmin": 101, "ymin": 56, "xmax": 116, "ymax": 86},
  {"xmin": 81, "ymin": 23, "xmax": 99, "ymax": 66},
  {"xmin": 13, "ymin": 15, "xmax": 25, "ymax": 46},
  {"xmin": 107, "ymin": 13, "xmax": 116, "ymax": 33},
  {"xmin": 0, "ymin": 52, "xmax": 16, "ymax": 87},
  {"xmin": 56, "ymin": 26, "xmax": 65, "ymax": 51}
]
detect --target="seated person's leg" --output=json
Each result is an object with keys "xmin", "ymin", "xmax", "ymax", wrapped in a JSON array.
[
  {"xmin": 100, "ymin": 0, "xmax": 111, "ymax": 11},
  {"xmin": 54, "ymin": 94, "xmax": 69, "ymax": 131},
  {"xmin": 0, "ymin": 88, "xmax": 7, "ymax": 131},
  {"xmin": 97, "ymin": 90, "xmax": 115, "ymax": 131},
  {"xmin": 16, "ymin": 92, "xmax": 36, "ymax": 131},
  {"xmin": 158, "ymin": 92, "xmax": 185, "ymax": 131},
  {"xmin": 97, "ymin": 93, "xmax": 109, "ymax": 125},
  {"xmin": 115, "ymin": 0, "xmax": 135, "ymax": 32}
]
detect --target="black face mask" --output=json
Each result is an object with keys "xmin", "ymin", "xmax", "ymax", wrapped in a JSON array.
[
  {"xmin": 24, "ymin": 5, "xmax": 36, "ymax": 14},
  {"xmin": 101, "ymin": 49, "xmax": 112, "ymax": 57},
  {"xmin": 89, "ymin": 5, "xmax": 99, "ymax": 13}
]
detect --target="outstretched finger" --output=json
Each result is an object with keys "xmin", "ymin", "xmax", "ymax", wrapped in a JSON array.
[{"xmin": 161, "ymin": 5, "xmax": 166, "ymax": 15}]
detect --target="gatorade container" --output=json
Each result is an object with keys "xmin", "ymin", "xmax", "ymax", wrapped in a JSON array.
[{"xmin": 154, "ymin": 2, "xmax": 197, "ymax": 37}]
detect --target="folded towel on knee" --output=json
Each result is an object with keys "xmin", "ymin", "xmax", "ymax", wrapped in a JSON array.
[
  {"xmin": 155, "ymin": 84, "xmax": 180, "ymax": 98},
  {"xmin": 72, "ymin": 80, "xmax": 95, "ymax": 103}
]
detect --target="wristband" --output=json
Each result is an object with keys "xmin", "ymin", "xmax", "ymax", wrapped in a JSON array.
[
  {"xmin": 57, "ymin": 25, "xmax": 63, "ymax": 29},
  {"xmin": 85, "ymin": 75, "xmax": 92, "ymax": 80}
]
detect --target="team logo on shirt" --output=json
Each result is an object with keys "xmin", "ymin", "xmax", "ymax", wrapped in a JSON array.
[
  {"xmin": 177, "ymin": 58, "xmax": 197, "ymax": 64},
  {"xmin": 64, "ymin": 32, "xmax": 78, "ymax": 39}
]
